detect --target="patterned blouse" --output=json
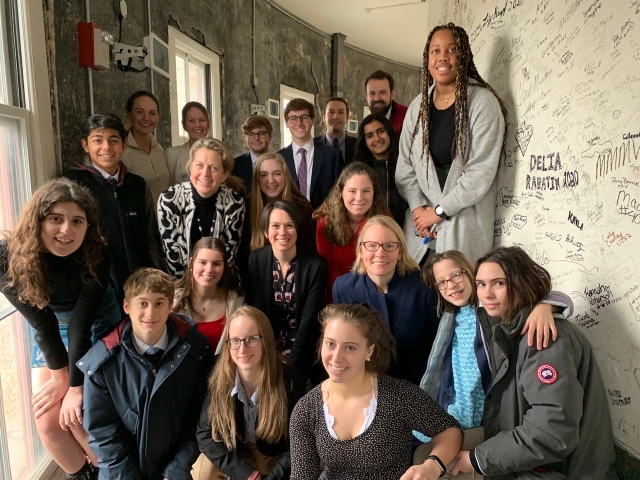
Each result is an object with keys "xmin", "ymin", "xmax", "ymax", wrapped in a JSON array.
[{"xmin": 272, "ymin": 256, "xmax": 297, "ymax": 355}]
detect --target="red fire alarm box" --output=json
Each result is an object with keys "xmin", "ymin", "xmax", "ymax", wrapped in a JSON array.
[{"xmin": 78, "ymin": 22, "xmax": 110, "ymax": 70}]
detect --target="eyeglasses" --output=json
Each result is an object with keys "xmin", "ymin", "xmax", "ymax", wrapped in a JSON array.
[
  {"xmin": 246, "ymin": 131, "xmax": 269, "ymax": 139},
  {"xmin": 434, "ymin": 271, "xmax": 466, "ymax": 290},
  {"xmin": 286, "ymin": 114, "xmax": 311, "ymax": 124},
  {"xmin": 361, "ymin": 241, "xmax": 401, "ymax": 252},
  {"xmin": 227, "ymin": 335, "xmax": 263, "ymax": 349}
]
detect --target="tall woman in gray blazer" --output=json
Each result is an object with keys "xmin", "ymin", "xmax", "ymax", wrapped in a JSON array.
[
  {"xmin": 396, "ymin": 23, "xmax": 507, "ymax": 265},
  {"xmin": 248, "ymin": 200, "xmax": 327, "ymax": 383},
  {"xmin": 164, "ymin": 101, "xmax": 210, "ymax": 184}
]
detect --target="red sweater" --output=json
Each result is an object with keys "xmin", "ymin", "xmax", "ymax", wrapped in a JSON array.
[{"xmin": 390, "ymin": 101, "xmax": 408, "ymax": 138}]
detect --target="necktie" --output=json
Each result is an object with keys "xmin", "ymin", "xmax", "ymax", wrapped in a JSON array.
[
  {"xmin": 144, "ymin": 346, "xmax": 163, "ymax": 368},
  {"xmin": 332, "ymin": 138, "xmax": 339, "ymax": 149},
  {"xmin": 297, "ymin": 148, "xmax": 307, "ymax": 196},
  {"xmin": 106, "ymin": 177, "xmax": 118, "ymax": 193}
]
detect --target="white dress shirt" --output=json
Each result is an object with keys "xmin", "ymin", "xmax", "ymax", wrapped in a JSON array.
[
  {"xmin": 131, "ymin": 326, "xmax": 169, "ymax": 355},
  {"xmin": 292, "ymin": 138, "xmax": 315, "ymax": 201}
]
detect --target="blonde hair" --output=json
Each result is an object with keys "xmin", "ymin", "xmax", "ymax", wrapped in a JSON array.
[
  {"xmin": 123, "ymin": 268, "xmax": 175, "ymax": 304},
  {"xmin": 185, "ymin": 137, "xmax": 245, "ymax": 194},
  {"xmin": 249, "ymin": 153, "xmax": 310, "ymax": 251},
  {"xmin": 352, "ymin": 215, "xmax": 419, "ymax": 276},
  {"xmin": 207, "ymin": 306, "xmax": 289, "ymax": 450}
]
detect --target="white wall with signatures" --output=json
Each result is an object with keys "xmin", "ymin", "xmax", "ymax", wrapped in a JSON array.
[{"xmin": 427, "ymin": 0, "xmax": 640, "ymax": 459}]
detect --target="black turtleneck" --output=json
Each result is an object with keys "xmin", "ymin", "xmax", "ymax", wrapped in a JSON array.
[{"xmin": 189, "ymin": 184, "xmax": 220, "ymax": 246}]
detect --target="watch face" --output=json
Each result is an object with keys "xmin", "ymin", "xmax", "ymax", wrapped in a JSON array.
[{"xmin": 436, "ymin": 206, "xmax": 443, "ymax": 215}]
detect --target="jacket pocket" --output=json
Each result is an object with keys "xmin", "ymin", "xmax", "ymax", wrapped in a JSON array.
[{"xmin": 121, "ymin": 407, "xmax": 139, "ymax": 435}]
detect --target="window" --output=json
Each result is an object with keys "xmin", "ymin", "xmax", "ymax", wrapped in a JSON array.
[
  {"xmin": 279, "ymin": 85, "xmax": 315, "ymax": 147},
  {"xmin": 168, "ymin": 26, "xmax": 221, "ymax": 146},
  {"xmin": 0, "ymin": 0, "xmax": 55, "ymax": 477}
]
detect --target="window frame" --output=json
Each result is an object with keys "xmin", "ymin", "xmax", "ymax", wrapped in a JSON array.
[{"xmin": 168, "ymin": 26, "xmax": 222, "ymax": 147}]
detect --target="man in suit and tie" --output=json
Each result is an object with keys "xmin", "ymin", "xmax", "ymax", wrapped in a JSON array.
[
  {"xmin": 316, "ymin": 97, "xmax": 356, "ymax": 165},
  {"xmin": 233, "ymin": 115, "xmax": 273, "ymax": 194},
  {"xmin": 278, "ymin": 98, "xmax": 344, "ymax": 210},
  {"xmin": 365, "ymin": 70, "xmax": 408, "ymax": 138}
]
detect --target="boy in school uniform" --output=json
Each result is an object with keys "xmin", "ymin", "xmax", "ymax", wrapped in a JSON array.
[
  {"xmin": 64, "ymin": 113, "xmax": 163, "ymax": 300},
  {"xmin": 78, "ymin": 268, "xmax": 213, "ymax": 480}
]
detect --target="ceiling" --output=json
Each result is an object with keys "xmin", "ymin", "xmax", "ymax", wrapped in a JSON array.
[{"xmin": 270, "ymin": 0, "xmax": 429, "ymax": 68}]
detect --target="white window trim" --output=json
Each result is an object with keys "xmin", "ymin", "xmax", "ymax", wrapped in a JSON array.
[
  {"xmin": 279, "ymin": 84, "xmax": 315, "ymax": 147},
  {"xmin": 168, "ymin": 26, "xmax": 221, "ymax": 147}
]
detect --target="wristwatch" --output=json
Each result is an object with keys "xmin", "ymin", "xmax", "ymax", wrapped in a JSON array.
[{"xmin": 435, "ymin": 204, "xmax": 449, "ymax": 220}]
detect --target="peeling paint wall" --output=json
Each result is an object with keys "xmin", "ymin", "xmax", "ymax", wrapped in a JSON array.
[{"xmin": 45, "ymin": 0, "xmax": 420, "ymax": 170}]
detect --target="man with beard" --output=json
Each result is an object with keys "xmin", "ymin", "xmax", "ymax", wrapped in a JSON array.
[
  {"xmin": 365, "ymin": 70, "xmax": 408, "ymax": 138},
  {"xmin": 316, "ymin": 97, "xmax": 356, "ymax": 165}
]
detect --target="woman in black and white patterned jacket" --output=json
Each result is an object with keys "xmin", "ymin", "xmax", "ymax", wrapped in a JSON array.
[{"xmin": 158, "ymin": 137, "xmax": 245, "ymax": 280}]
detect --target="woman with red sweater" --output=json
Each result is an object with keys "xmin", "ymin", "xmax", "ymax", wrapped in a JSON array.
[{"xmin": 313, "ymin": 162, "xmax": 387, "ymax": 299}]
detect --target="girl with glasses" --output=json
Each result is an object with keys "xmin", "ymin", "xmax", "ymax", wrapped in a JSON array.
[
  {"xmin": 290, "ymin": 303, "xmax": 462, "ymax": 479},
  {"xmin": 332, "ymin": 215, "xmax": 438, "ymax": 384},
  {"xmin": 173, "ymin": 237, "xmax": 244, "ymax": 352},
  {"xmin": 247, "ymin": 201, "xmax": 327, "ymax": 384},
  {"xmin": 313, "ymin": 162, "xmax": 388, "ymax": 300},
  {"xmin": 418, "ymin": 250, "xmax": 573, "ymax": 478},
  {"xmin": 196, "ymin": 306, "xmax": 305, "ymax": 480},
  {"xmin": 450, "ymin": 246, "xmax": 617, "ymax": 479}
]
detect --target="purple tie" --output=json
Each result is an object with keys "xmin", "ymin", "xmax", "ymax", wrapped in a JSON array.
[{"xmin": 298, "ymin": 147, "xmax": 307, "ymax": 196}]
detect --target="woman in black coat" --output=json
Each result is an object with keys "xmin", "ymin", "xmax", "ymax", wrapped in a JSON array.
[{"xmin": 248, "ymin": 200, "xmax": 327, "ymax": 383}]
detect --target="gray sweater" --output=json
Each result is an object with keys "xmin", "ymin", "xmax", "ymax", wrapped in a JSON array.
[{"xmin": 395, "ymin": 84, "xmax": 505, "ymax": 264}]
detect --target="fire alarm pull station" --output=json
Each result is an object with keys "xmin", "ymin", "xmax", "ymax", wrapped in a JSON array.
[{"xmin": 78, "ymin": 22, "xmax": 112, "ymax": 70}]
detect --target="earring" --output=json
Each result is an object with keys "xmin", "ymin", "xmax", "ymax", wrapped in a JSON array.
[{"xmin": 366, "ymin": 357, "xmax": 371, "ymax": 362}]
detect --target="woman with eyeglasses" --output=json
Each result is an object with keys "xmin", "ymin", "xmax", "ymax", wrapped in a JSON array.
[
  {"xmin": 332, "ymin": 215, "xmax": 438, "ymax": 385},
  {"xmin": 247, "ymin": 201, "xmax": 327, "ymax": 383},
  {"xmin": 196, "ymin": 306, "xmax": 306, "ymax": 480},
  {"xmin": 173, "ymin": 237, "xmax": 244, "ymax": 352},
  {"xmin": 415, "ymin": 250, "xmax": 571, "ymax": 476},
  {"xmin": 164, "ymin": 101, "xmax": 210, "ymax": 184},
  {"xmin": 313, "ymin": 162, "xmax": 388, "ymax": 299}
]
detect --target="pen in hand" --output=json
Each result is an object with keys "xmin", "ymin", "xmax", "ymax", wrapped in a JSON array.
[{"xmin": 422, "ymin": 224, "xmax": 437, "ymax": 245}]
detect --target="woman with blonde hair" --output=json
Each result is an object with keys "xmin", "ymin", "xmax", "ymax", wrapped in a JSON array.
[
  {"xmin": 196, "ymin": 306, "xmax": 305, "ymax": 479},
  {"xmin": 158, "ymin": 137, "xmax": 245, "ymax": 279},
  {"xmin": 0, "ymin": 178, "xmax": 120, "ymax": 479},
  {"xmin": 173, "ymin": 237, "xmax": 244, "ymax": 352},
  {"xmin": 332, "ymin": 215, "xmax": 438, "ymax": 384},
  {"xmin": 313, "ymin": 162, "xmax": 387, "ymax": 297}
]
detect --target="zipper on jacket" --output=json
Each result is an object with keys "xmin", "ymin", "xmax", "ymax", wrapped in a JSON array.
[{"xmin": 112, "ymin": 188, "xmax": 136, "ymax": 274}]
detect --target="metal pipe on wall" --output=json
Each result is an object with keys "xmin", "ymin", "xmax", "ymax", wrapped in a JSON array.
[
  {"xmin": 147, "ymin": 0, "xmax": 154, "ymax": 93},
  {"xmin": 85, "ymin": 0, "xmax": 94, "ymax": 114}
]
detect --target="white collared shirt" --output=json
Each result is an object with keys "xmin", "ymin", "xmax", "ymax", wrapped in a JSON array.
[
  {"xmin": 249, "ymin": 150, "xmax": 259, "ymax": 169},
  {"xmin": 91, "ymin": 162, "xmax": 120, "ymax": 182},
  {"xmin": 385, "ymin": 104, "xmax": 393, "ymax": 120},
  {"xmin": 292, "ymin": 138, "xmax": 314, "ymax": 201},
  {"xmin": 131, "ymin": 326, "xmax": 169, "ymax": 355},
  {"xmin": 325, "ymin": 132, "xmax": 346, "ymax": 160},
  {"xmin": 231, "ymin": 369, "xmax": 259, "ymax": 443}
]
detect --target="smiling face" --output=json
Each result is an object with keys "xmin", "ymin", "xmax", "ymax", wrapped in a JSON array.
[
  {"xmin": 127, "ymin": 95, "xmax": 159, "ymax": 136},
  {"xmin": 360, "ymin": 224, "xmax": 400, "ymax": 280},
  {"xmin": 475, "ymin": 262, "xmax": 508, "ymax": 318},
  {"xmin": 322, "ymin": 100, "xmax": 348, "ymax": 136},
  {"xmin": 341, "ymin": 174, "xmax": 374, "ymax": 222},
  {"xmin": 366, "ymin": 78, "xmax": 395, "ymax": 115},
  {"xmin": 189, "ymin": 148, "xmax": 229, "ymax": 198},
  {"xmin": 183, "ymin": 107, "xmax": 209, "ymax": 143},
  {"xmin": 321, "ymin": 317, "xmax": 374, "ymax": 383},
  {"xmin": 428, "ymin": 28, "xmax": 458, "ymax": 88},
  {"xmin": 124, "ymin": 291, "xmax": 171, "ymax": 346},
  {"xmin": 191, "ymin": 248, "xmax": 225, "ymax": 289},
  {"xmin": 245, "ymin": 127, "xmax": 271, "ymax": 155},
  {"xmin": 228, "ymin": 314, "xmax": 263, "ymax": 375},
  {"xmin": 432, "ymin": 258, "xmax": 473, "ymax": 307},
  {"xmin": 266, "ymin": 208, "xmax": 297, "ymax": 253},
  {"xmin": 40, "ymin": 202, "xmax": 89, "ymax": 257},
  {"xmin": 286, "ymin": 108, "xmax": 313, "ymax": 144},
  {"xmin": 259, "ymin": 158, "xmax": 285, "ymax": 199},
  {"xmin": 363, "ymin": 120, "xmax": 390, "ymax": 160},
  {"xmin": 81, "ymin": 128, "xmax": 126, "ymax": 176}
]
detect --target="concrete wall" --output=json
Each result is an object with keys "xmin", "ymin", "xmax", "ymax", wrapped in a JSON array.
[{"xmin": 44, "ymin": 0, "xmax": 421, "ymax": 171}]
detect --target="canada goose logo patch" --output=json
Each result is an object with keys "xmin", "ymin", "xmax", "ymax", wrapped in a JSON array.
[{"xmin": 537, "ymin": 364, "xmax": 558, "ymax": 384}]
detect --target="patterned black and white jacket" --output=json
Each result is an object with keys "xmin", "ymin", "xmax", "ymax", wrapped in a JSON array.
[{"xmin": 157, "ymin": 181, "xmax": 245, "ymax": 279}]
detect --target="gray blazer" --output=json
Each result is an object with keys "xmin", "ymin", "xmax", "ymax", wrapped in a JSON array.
[
  {"xmin": 395, "ymin": 84, "xmax": 505, "ymax": 264},
  {"xmin": 164, "ymin": 142, "xmax": 191, "ymax": 185}
]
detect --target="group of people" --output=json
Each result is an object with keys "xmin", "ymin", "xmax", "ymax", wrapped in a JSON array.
[{"xmin": 0, "ymin": 23, "xmax": 619, "ymax": 480}]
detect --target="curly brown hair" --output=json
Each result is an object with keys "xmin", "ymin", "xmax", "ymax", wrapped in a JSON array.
[
  {"xmin": 312, "ymin": 162, "xmax": 387, "ymax": 246},
  {"xmin": 410, "ymin": 23, "xmax": 507, "ymax": 182},
  {"xmin": 2, "ymin": 178, "xmax": 105, "ymax": 309}
]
